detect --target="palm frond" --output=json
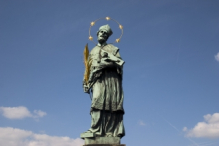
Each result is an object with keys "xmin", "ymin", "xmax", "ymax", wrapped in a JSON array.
[{"xmin": 83, "ymin": 44, "xmax": 90, "ymax": 85}]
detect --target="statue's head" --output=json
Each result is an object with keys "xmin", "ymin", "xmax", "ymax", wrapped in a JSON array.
[{"xmin": 97, "ymin": 24, "xmax": 113, "ymax": 44}]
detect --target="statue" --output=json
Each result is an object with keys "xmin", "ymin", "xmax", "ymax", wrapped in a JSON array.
[{"xmin": 81, "ymin": 24, "xmax": 125, "ymax": 141}]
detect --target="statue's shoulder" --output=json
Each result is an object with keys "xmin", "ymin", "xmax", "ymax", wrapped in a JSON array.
[
  {"xmin": 90, "ymin": 46, "xmax": 100, "ymax": 55},
  {"xmin": 89, "ymin": 44, "xmax": 119, "ymax": 56},
  {"xmin": 105, "ymin": 44, "xmax": 119, "ymax": 56}
]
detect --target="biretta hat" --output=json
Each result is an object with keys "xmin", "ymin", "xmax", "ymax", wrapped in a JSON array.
[{"xmin": 97, "ymin": 24, "xmax": 113, "ymax": 36}]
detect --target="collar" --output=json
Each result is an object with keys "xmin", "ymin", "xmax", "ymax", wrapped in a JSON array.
[{"xmin": 97, "ymin": 42, "xmax": 107, "ymax": 47}]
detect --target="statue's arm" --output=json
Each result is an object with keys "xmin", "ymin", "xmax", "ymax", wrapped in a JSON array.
[
  {"xmin": 114, "ymin": 51, "xmax": 124, "ymax": 77},
  {"xmin": 100, "ymin": 49, "xmax": 124, "ymax": 68}
]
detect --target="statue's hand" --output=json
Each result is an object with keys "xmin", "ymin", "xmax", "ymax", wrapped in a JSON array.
[
  {"xmin": 83, "ymin": 81, "xmax": 90, "ymax": 93},
  {"xmin": 99, "ymin": 58, "xmax": 114, "ymax": 68},
  {"xmin": 101, "ymin": 52, "xmax": 124, "ymax": 67},
  {"xmin": 83, "ymin": 85, "xmax": 90, "ymax": 93}
]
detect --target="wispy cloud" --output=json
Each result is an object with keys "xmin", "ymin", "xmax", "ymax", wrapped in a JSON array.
[
  {"xmin": 162, "ymin": 117, "xmax": 199, "ymax": 146},
  {"xmin": 184, "ymin": 113, "xmax": 219, "ymax": 138},
  {"xmin": 0, "ymin": 127, "xmax": 83, "ymax": 146},
  {"xmin": 187, "ymin": 141, "xmax": 216, "ymax": 146},
  {"xmin": 138, "ymin": 120, "xmax": 146, "ymax": 126},
  {"xmin": 33, "ymin": 110, "xmax": 47, "ymax": 118},
  {"xmin": 215, "ymin": 52, "xmax": 219, "ymax": 62},
  {"xmin": 0, "ymin": 106, "xmax": 46, "ymax": 120}
]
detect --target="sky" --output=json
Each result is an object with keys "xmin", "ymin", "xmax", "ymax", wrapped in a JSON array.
[{"xmin": 0, "ymin": 0, "xmax": 219, "ymax": 146}]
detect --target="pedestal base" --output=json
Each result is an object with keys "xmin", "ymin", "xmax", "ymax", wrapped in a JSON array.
[
  {"xmin": 83, "ymin": 137, "xmax": 125, "ymax": 146},
  {"xmin": 83, "ymin": 144, "xmax": 125, "ymax": 146}
]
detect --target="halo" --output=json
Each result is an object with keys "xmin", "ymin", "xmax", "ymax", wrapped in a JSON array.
[{"xmin": 88, "ymin": 17, "xmax": 123, "ymax": 44}]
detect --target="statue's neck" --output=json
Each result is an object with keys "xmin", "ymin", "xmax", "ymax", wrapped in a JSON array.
[{"xmin": 97, "ymin": 42, "xmax": 107, "ymax": 47}]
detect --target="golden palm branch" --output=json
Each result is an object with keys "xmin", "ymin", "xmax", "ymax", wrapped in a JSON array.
[{"xmin": 83, "ymin": 43, "xmax": 90, "ymax": 85}]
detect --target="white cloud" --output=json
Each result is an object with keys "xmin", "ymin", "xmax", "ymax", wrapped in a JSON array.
[
  {"xmin": 0, "ymin": 106, "xmax": 46, "ymax": 120},
  {"xmin": 0, "ymin": 106, "xmax": 32, "ymax": 119},
  {"xmin": 0, "ymin": 127, "xmax": 84, "ymax": 146},
  {"xmin": 138, "ymin": 120, "xmax": 146, "ymax": 126},
  {"xmin": 183, "ymin": 127, "xmax": 188, "ymax": 132},
  {"xmin": 184, "ymin": 113, "xmax": 219, "ymax": 138},
  {"xmin": 33, "ymin": 110, "xmax": 47, "ymax": 118},
  {"xmin": 215, "ymin": 52, "xmax": 219, "ymax": 62}
]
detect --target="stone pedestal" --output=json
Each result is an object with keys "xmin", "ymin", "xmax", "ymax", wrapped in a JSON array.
[
  {"xmin": 83, "ymin": 144, "xmax": 125, "ymax": 146},
  {"xmin": 82, "ymin": 137, "xmax": 125, "ymax": 146}
]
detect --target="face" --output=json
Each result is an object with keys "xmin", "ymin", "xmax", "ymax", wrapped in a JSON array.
[{"xmin": 97, "ymin": 30, "xmax": 109, "ymax": 43}]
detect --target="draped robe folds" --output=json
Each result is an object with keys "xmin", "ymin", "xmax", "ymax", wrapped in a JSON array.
[{"xmin": 85, "ymin": 44, "xmax": 125, "ymax": 138}]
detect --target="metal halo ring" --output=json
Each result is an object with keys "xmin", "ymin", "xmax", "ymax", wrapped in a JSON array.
[{"xmin": 88, "ymin": 17, "xmax": 123, "ymax": 45}]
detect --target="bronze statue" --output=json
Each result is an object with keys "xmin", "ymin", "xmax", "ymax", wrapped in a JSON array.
[{"xmin": 81, "ymin": 24, "xmax": 125, "ymax": 140}]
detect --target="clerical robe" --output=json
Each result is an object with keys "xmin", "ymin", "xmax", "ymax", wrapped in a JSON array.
[{"xmin": 86, "ymin": 44, "xmax": 125, "ymax": 137}]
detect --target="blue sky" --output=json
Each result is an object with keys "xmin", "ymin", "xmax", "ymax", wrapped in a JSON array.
[{"xmin": 0, "ymin": 0, "xmax": 219, "ymax": 146}]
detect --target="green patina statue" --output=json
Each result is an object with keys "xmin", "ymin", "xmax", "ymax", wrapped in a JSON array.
[{"xmin": 81, "ymin": 24, "xmax": 125, "ymax": 140}]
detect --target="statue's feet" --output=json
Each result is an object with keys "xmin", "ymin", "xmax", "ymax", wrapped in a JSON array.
[
  {"xmin": 106, "ymin": 133, "xmax": 113, "ymax": 137},
  {"xmin": 80, "ymin": 130, "xmax": 95, "ymax": 139},
  {"xmin": 117, "ymin": 134, "xmax": 123, "ymax": 138}
]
